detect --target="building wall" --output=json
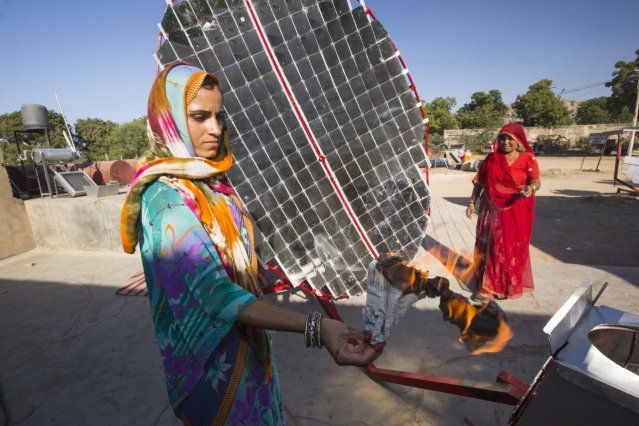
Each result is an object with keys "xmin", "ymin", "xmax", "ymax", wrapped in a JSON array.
[
  {"xmin": 24, "ymin": 193, "xmax": 125, "ymax": 253},
  {"xmin": 444, "ymin": 123, "xmax": 634, "ymax": 145},
  {"xmin": 0, "ymin": 152, "xmax": 36, "ymax": 259}
]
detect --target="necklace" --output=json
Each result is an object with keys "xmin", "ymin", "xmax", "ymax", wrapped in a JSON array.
[{"xmin": 505, "ymin": 151, "xmax": 518, "ymax": 163}]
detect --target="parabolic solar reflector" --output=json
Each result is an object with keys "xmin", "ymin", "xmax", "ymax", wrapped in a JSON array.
[{"xmin": 155, "ymin": 0, "xmax": 431, "ymax": 297}]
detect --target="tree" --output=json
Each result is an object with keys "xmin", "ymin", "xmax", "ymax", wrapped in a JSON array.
[
  {"xmin": 421, "ymin": 97, "xmax": 458, "ymax": 136},
  {"xmin": 605, "ymin": 49, "xmax": 639, "ymax": 121},
  {"xmin": 456, "ymin": 90, "xmax": 508, "ymax": 129},
  {"xmin": 574, "ymin": 97, "xmax": 611, "ymax": 124},
  {"xmin": 105, "ymin": 117, "xmax": 148, "ymax": 160},
  {"xmin": 512, "ymin": 79, "xmax": 573, "ymax": 127},
  {"xmin": 0, "ymin": 110, "xmax": 71, "ymax": 165},
  {"xmin": 75, "ymin": 118, "xmax": 117, "ymax": 161}
]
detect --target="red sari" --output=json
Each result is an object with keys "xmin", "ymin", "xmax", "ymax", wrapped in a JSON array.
[{"xmin": 473, "ymin": 124, "xmax": 539, "ymax": 299}]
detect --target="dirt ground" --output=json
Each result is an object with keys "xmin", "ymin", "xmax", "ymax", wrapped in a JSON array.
[{"xmin": 428, "ymin": 154, "xmax": 639, "ymax": 267}]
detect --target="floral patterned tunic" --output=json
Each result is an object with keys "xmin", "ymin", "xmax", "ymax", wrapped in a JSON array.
[{"xmin": 139, "ymin": 181, "xmax": 284, "ymax": 425}]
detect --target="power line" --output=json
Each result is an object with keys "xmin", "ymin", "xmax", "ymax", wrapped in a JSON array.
[{"xmin": 561, "ymin": 81, "xmax": 609, "ymax": 95}]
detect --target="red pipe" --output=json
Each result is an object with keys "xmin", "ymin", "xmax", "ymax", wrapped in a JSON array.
[{"xmin": 314, "ymin": 293, "xmax": 527, "ymax": 406}]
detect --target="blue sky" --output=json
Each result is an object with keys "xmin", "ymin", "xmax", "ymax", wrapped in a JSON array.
[{"xmin": 0, "ymin": 0, "xmax": 637, "ymax": 125}]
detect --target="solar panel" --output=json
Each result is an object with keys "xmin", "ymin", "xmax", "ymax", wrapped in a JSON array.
[
  {"xmin": 155, "ymin": 0, "xmax": 431, "ymax": 297},
  {"xmin": 54, "ymin": 171, "xmax": 97, "ymax": 197}
]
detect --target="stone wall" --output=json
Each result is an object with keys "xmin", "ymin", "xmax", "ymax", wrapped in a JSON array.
[
  {"xmin": 0, "ymin": 152, "xmax": 36, "ymax": 260},
  {"xmin": 444, "ymin": 123, "xmax": 634, "ymax": 146}
]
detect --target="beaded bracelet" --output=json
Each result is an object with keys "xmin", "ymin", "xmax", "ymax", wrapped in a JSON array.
[
  {"xmin": 317, "ymin": 314, "xmax": 323, "ymax": 349},
  {"xmin": 304, "ymin": 312, "xmax": 313, "ymax": 348},
  {"xmin": 304, "ymin": 311, "xmax": 323, "ymax": 349}
]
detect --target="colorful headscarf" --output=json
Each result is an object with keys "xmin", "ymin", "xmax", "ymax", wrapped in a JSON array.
[{"xmin": 120, "ymin": 62, "xmax": 270, "ymax": 368}]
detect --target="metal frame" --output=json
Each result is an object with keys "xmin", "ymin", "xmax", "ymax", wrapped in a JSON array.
[{"xmin": 614, "ymin": 146, "xmax": 639, "ymax": 194}]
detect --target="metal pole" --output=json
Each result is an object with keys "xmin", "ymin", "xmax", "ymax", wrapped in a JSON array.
[
  {"xmin": 629, "ymin": 69, "xmax": 639, "ymax": 156},
  {"xmin": 580, "ymin": 144, "xmax": 588, "ymax": 170},
  {"xmin": 13, "ymin": 130, "xmax": 26, "ymax": 176},
  {"xmin": 54, "ymin": 93, "xmax": 77, "ymax": 152},
  {"xmin": 595, "ymin": 144, "xmax": 605, "ymax": 171}
]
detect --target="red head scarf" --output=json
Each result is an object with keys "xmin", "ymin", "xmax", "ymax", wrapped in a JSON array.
[
  {"xmin": 493, "ymin": 123, "xmax": 533, "ymax": 154},
  {"xmin": 479, "ymin": 123, "xmax": 534, "ymax": 209}
]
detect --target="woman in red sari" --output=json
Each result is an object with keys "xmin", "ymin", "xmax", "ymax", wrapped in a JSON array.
[{"xmin": 466, "ymin": 123, "xmax": 541, "ymax": 299}]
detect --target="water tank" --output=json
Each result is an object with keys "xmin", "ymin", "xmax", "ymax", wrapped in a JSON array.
[
  {"xmin": 21, "ymin": 104, "xmax": 50, "ymax": 130},
  {"xmin": 32, "ymin": 148, "xmax": 75, "ymax": 163}
]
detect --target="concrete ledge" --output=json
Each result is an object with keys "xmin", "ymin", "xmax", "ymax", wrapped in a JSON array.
[{"xmin": 24, "ymin": 193, "xmax": 126, "ymax": 253}]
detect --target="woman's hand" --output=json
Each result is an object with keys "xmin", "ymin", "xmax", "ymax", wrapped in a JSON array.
[
  {"xmin": 320, "ymin": 318, "xmax": 385, "ymax": 367},
  {"xmin": 466, "ymin": 203, "xmax": 475, "ymax": 219},
  {"xmin": 519, "ymin": 185, "xmax": 534, "ymax": 198}
]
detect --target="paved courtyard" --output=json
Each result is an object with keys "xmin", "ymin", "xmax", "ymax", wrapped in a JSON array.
[{"xmin": 1, "ymin": 193, "xmax": 638, "ymax": 425}]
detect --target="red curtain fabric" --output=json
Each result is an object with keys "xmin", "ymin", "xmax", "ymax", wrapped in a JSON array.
[{"xmin": 473, "ymin": 124, "xmax": 539, "ymax": 298}]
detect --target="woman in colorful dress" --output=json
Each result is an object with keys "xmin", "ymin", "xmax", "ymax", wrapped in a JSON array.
[
  {"xmin": 465, "ymin": 123, "xmax": 541, "ymax": 300},
  {"xmin": 120, "ymin": 62, "xmax": 384, "ymax": 425}
]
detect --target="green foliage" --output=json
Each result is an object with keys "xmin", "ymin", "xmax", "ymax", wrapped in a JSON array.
[
  {"xmin": 574, "ymin": 97, "xmax": 611, "ymax": 124},
  {"xmin": 456, "ymin": 90, "xmax": 508, "ymax": 129},
  {"xmin": 536, "ymin": 135, "xmax": 571, "ymax": 154},
  {"xmin": 614, "ymin": 106, "xmax": 635, "ymax": 123},
  {"xmin": 0, "ymin": 110, "xmax": 71, "ymax": 165},
  {"xmin": 104, "ymin": 117, "xmax": 148, "ymax": 160},
  {"xmin": 512, "ymin": 79, "xmax": 573, "ymax": 127},
  {"xmin": 1, "ymin": 111, "xmax": 147, "ymax": 164},
  {"xmin": 75, "ymin": 118, "xmax": 118, "ymax": 161},
  {"xmin": 605, "ymin": 49, "xmax": 639, "ymax": 120},
  {"xmin": 459, "ymin": 128, "xmax": 497, "ymax": 154},
  {"xmin": 427, "ymin": 133, "xmax": 445, "ymax": 147},
  {"xmin": 422, "ymin": 97, "xmax": 458, "ymax": 135}
]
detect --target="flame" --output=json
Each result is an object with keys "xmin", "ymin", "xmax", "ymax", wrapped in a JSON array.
[
  {"xmin": 445, "ymin": 296, "xmax": 513, "ymax": 355},
  {"xmin": 472, "ymin": 316, "xmax": 514, "ymax": 355},
  {"xmin": 418, "ymin": 237, "xmax": 477, "ymax": 288},
  {"xmin": 417, "ymin": 237, "xmax": 514, "ymax": 354}
]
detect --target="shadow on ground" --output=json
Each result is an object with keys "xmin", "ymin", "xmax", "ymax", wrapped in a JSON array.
[
  {"xmin": 0, "ymin": 274, "xmax": 554, "ymax": 426},
  {"xmin": 443, "ymin": 196, "xmax": 639, "ymax": 270}
]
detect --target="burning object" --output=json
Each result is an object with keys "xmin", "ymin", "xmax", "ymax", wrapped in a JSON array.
[{"xmin": 363, "ymin": 254, "xmax": 513, "ymax": 353}]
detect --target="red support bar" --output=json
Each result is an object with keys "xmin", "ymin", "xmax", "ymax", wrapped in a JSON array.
[
  {"xmin": 261, "ymin": 280, "xmax": 293, "ymax": 295},
  {"xmin": 365, "ymin": 364, "xmax": 527, "ymax": 406},
  {"xmin": 315, "ymin": 244, "xmax": 528, "ymax": 407}
]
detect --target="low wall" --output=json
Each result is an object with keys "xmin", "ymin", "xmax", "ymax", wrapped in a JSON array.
[
  {"xmin": 0, "ymin": 152, "xmax": 36, "ymax": 260},
  {"xmin": 444, "ymin": 123, "xmax": 634, "ymax": 145},
  {"xmin": 24, "ymin": 193, "xmax": 126, "ymax": 253}
]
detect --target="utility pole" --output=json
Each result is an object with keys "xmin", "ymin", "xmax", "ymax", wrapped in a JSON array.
[{"xmin": 629, "ymin": 68, "xmax": 639, "ymax": 156}]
